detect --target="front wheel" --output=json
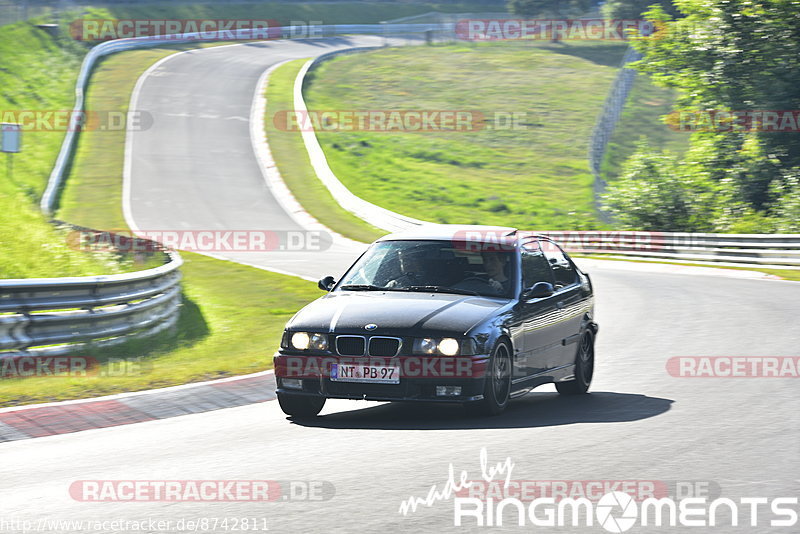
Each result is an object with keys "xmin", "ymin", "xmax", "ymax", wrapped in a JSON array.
[
  {"xmin": 556, "ymin": 329, "xmax": 594, "ymax": 395},
  {"xmin": 277, "ymin": 393, "xmax": 326, "ymax": 418},
  {"xmin": 464, "ymin": 341, "xmax": 512, "ymax": 416}
]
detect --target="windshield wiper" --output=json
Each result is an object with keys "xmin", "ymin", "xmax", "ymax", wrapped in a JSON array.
[
  {"xmin": 403, "ymin": 285, "xmax": 479, "ymax": 296},
  {"xmin": 339, "ymin": 284, "xmax": 408, "ymax": 292},
  {"xmin": 338, "ymin": 284, "xmax": 385, "ymax": 291}
]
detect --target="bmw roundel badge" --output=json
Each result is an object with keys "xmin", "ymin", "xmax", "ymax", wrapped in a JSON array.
[{"xmin": 365, "ymin": 324, "xmax": 378, "ymax": 331}]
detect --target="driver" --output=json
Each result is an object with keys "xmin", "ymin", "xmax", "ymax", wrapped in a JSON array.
[
  {"xmin": 482, "ymin": 252, "xmax": 511, "ymax": 294},
  {"xmin": 386, "ymin": 248, "xmax": 426, "ymax": 288}
]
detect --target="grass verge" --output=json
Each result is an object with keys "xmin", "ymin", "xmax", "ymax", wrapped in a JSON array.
[
  {"xmin": 3, "ymin": 42, "xmax": 326, "ymax": 406},
  {"xmin": 303, "ymin": 41, "xmax": 630, "ymax": 230},
  {"xmin": 0, "ymin": 21, "xmax": 147, "ymax": 277},
  {"xmin": 264, "ymin": 59, "xmax": 385, "ymax": 243}
]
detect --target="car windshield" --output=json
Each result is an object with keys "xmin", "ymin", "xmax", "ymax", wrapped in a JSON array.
[{"xmin": 337, "ymin": 240, "xmax": 516, "ymax": 298}]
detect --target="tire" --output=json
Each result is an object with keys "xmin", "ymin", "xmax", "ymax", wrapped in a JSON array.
[
  {"xmin": 277, "ymin": 393, "xmax": 326, "ymax": 418},
  {"xmin": 556, "ymin": 329, "xmax": 594, "ymax": 395},
  {"xmin": 464, "ymin": 340, "xmax": 512, "ymax": 416}
]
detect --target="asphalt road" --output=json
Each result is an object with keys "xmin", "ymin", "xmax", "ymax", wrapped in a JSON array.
[
  {"xmin": 2, "ymin": 39, "xmax": 798, "ymax": 533},
  {"xmin": 2, "ymin": 268, "xmax": 798, "ymax": 533},
  {"xmin": 125, "ymin": 36, "xmax": 394, "ymax": 279}
]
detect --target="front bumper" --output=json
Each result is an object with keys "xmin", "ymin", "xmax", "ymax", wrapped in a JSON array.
[{"xmin": 273, "ymin": 352, "xmax": 490, "ymax": 402}]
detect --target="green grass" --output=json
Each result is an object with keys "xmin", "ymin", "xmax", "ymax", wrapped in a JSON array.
[
  {"xmin": 0, "ymin": 195, "xmax": 155, "ymax": 278},
  {"xmin": 303, "ymin": 41, "xmax": 630, "ymax": 230},
  {"xmin": 600, "ymin": 73, "xmax": 689, "ymax": 181},
  {"xmin": 264, "ymin": 59, "xmax": 385, "ymax": 243},
  {"xmin": 0, "ymin": 21, "xmax": 166, "ymax": 277}
]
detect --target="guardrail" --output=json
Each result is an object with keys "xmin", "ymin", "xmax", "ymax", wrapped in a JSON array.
[
  {"xmin": 539, "ymin": 231, "xmax": 800, "ymax": 269},
  {"xmin": 0, "ymin": 228, "xmax": 183, "ymax": 358},
  {"xmin": 40, "ymin": 22, "xmax": 452, "ymax": 215},
  {"xmin": 587, "ymin": 45, "xmax": 641, "ymax": 217}
]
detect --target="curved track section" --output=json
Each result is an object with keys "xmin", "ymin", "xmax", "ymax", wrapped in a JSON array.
[{"xmin": 125, "ymin": 37, "xmax": 385, "ymax": 279}]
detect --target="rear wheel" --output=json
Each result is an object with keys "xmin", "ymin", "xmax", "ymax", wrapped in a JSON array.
[
  {"xmin": 277, "ymin": 393, "xmax": 326, "ymax": 418},
  {"xmin": 464, "ymin": 341, "xmax": 512, "ymax": 416},
  {"xmin": 556, "ymin": 330, "xmax": 594, "ymax": 395}
]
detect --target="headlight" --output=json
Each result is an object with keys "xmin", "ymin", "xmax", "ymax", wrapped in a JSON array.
[
  {"xmin": 413, "ymin": 337, "xmax": 463, "ymax": 356},
  {"xmin": 289, "ymin": 332, "xmax": 328, "ymax": 351},
  {"xmin": 419, "ymin": 338, "xmax": 438, "ymax": 354},
  {"xmin": 310, "ymin": 333, "xmax": 328, "ymax": 351},
  {"xmin": 291, "ymin": 332, "xmax": 310, "ymax": 350},
  {"xmin": 438, "ymin": 338, "xmax": 460, "ymax": 356}
]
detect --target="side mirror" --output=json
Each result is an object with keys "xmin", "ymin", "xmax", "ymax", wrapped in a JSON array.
[
  {"xmin": 523, "ymin": 281, "xmax": 554, "ymax": 299},
  {"xmin": 318, "ymin": 275, "xmax": 336, "ymax": 292}
]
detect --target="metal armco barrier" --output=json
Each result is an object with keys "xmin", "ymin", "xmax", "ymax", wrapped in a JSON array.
[
  {"xmin": 588, "ymin": 45, "xmax": 641, "ymax": 219},
  {"xmin": 0, "ymin": 230, "xmax": 183, "ymax": 358},
  {"xmin": 539, "ymin": 231, "xmax": 800, "ymax": 269}
]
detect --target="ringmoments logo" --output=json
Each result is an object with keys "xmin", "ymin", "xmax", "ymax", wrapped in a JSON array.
[{"xmin": 397, "ymin": 448, "xmax": 799, "ymax": 530}]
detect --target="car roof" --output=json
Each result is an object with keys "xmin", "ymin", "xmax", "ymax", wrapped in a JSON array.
[{"xmin": 376, "ymin": 224, "xmax": 545, "ymax": 243}]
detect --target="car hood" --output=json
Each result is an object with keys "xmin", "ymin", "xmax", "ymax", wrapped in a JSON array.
[{"xmin": 288, "ymin": 291, "xmax": 508, "ymax": 336}]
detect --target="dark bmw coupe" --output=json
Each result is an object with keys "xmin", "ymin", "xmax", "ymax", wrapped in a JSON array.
[{"xmin": 274, "ymin": 225, "xmax": 597, "ymax": 418}]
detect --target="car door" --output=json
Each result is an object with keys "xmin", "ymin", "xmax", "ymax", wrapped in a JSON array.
[
  {"xmin": 540, "ymin": 239, "xmax": 586, "ymax": 370},
  {"xmin": 517, "ymin": 239, "xmax": 563, "ymax": 378}
]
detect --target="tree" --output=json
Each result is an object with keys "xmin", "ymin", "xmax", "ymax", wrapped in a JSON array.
[
  {"xmin": 602, "ymin": 0, "xmax": 679, "ymax": 20},
  {"xmin": 770, "ymin": 171, "xmax": 800, "ymax": 232},
  {"xmin": 625, "ymin": 0, "xmax": 800, "ymax": 232},
  {"xmin": 602, "ymin": 141, "xmax": 717, "ymax": 231}
]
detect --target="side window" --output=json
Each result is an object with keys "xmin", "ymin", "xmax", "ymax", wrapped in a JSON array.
[
  {"xmin": 521, "ymin": 240, "xmax": 553, "ymax": 288},
  {"xmin": 541, "ymin": 241, "xmax": 578, "ymax": 289}
]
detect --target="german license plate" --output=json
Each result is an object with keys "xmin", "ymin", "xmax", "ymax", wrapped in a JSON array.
[{"xmin": 331, "ymin": 363, "xmax": 400, "ymax": 384}]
